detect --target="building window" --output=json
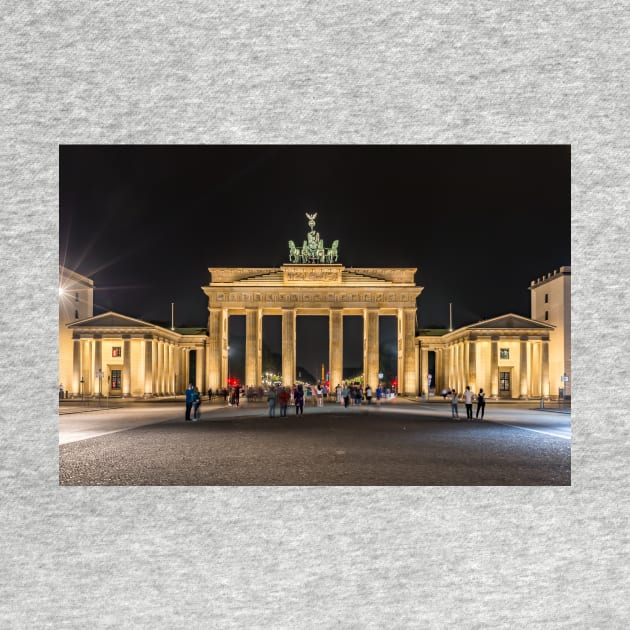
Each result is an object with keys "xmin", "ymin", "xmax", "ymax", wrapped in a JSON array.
[
  {"xmin": 500, "ymin": 348, "xmax": 509, "ymax": 359},
  {"xmin": 112, "ymin": 346, "xmax": 121, "ymax": 357},
  {"xmin": 74, "ymin": 309, "xmax": 79, "ymax": 319},
  {"xmin": 500, "ymin": 371, "xmax": 511, "ymax": 392},
  {"xmin": 544, "ymin": 293, "xmax": 548, "ymax": 303},
  {"xmin": 544, "ymin": 311, "xmax": 549, "ymax": 321}
]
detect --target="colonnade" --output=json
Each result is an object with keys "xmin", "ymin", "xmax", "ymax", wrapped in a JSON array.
[
  {"xmin": 70, "ymin": 333, "xmax": 200, "ymax": 397},
  {"xmin": 419, "ymin": 336, "xmax": 551, "ymax": 399},
  {"xmin": 206, "ymin": 307, "xmax": 418, "ymax": 394}
]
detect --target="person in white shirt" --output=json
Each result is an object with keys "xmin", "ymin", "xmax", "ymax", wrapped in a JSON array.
[{"xmin": 463, "ymin": 385, "xmax": 475, "ymax": 420}]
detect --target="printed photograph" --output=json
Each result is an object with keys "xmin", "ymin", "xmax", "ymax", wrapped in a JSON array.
[{"xmin": 59, "ymin": 145, "xmax": 571, "ymax": 485}]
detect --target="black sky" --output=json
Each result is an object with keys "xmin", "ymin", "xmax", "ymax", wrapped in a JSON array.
[{"xmin": 60, "ymin": 145, "xmax": 570, "ymax": 380}]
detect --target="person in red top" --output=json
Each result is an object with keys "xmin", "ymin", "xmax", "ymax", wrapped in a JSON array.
[{"xmin": 278, "ymin": 387, "xmax": 290, "ymax": 417}]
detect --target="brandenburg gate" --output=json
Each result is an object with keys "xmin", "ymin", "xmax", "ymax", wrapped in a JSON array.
[{"xmin": 202, "ymin": 214, "xmax": 423, "ymax": 394}]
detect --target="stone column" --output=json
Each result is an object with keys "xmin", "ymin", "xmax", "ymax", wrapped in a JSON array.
[
  {"xmin": 531, "ymin": 342, "xmax": 540, "ymax": 398},
  {"xmin": 221, "ymin": 311, "xmax": 229, "ymax": 389},
  {"xmin": 72, "ymin": 336, "xmax": 81, "ymax": 396},
  {"xmin": 468, "ymin": 339, "xmax": 476, "ymax": 390},
  {"xmin": 207, "ymin": 308, "xmax": 223, "ymax": 391},
  {"xmin": 155, "ymin": 340, "xmax": 161, "ymax": 395},
  {"xmin": 162, "ymin": 341, "xmax": 168, "ymax": 394},
  {"xmin": 420, "ymin": 347, "xmax": 429, "ymax": 394},
  {"xmin": 435, "ymin": 348, "xmax": 448, "ymax": 393},
  {"xmin": 490, "ymin": 338, "xmax": 499, "ymax": 398},
  {"xmin": 144, "ymin": 335, "xmax": 153, "ymax": 397},
  {"xmin": 93, "ymin": 335, "xmax": 102, "ymax": 395},
  {"xmin": 169, "ymin": 343, "xmax": 175, "ymax": 394},
  {"xmin": 245, "ymin": 308, "xmax": 262, "ymax": 387},
  {"xmin": 399, "ymin": 308, "xmax": 417, "ymax": 395},
  {"xmin": 82, "ymin": 338, "xmax": 93, "ymax": 395},
  {"xmin": 122, "ymin": 336, "xmax": 131, "ymax": 397},
  {"xmin": 282, "ymin": 308, "xmax": 296, "ymax": 386},
  {"xmin": 329, "ymin": 308, "xmax": 343, "ymax": 389},
  {"xmin": 363, "ymin": 309, "xmax": 379, "ymax": 392},
  {"xmin": 541, "ymin": 339, "xmax": 550, "ymax": 397},
  {"xmin": 456, "ymin": 343, "xmax": 460, "ymax": 390},
  {"xmin": 520, "ymin": 338, "xmax": 528, "ymax": 398}
]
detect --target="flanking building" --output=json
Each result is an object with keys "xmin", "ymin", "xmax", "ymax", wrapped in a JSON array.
[{"xmin": 58, "ymin": 266, "xmax": 207, "ymax": 398}]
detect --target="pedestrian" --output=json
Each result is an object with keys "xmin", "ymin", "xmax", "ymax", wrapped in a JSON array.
[
  {"xmin": 233, "ymin": 385, "xmax": 240, "ymax": 407},
  {"xmin": 463, "ymin": 385, "xmax": 474, "ymax": 420},
  {"xmin": 476, "ymin": 388, "xmax": 486, "ymax": 420},
  {"xmin": 295, "ymin": 384, "xmax": 304, "ymax": 415},
  {"xmin": 450, "ymin": 389, "xmax": 459, "ymax": 419},
  {"xmin": 267, "ymin": 386, "xmax": 277, "ymax": 417},
  {"xmin": 207, "ymin": 387, "xmax": 213, "ymax": 401},
  {"xmin": 355, "ymin": 385, "xmax": 363, "ymax": 406},
  {"xmin": 316, "ymin": 384, "xmax": 324, "ymax": 407},
  {"xmin": 335, "ymin": 383, "xmax": 342, "ymax": 404},
  {"xmin": 278, "ymin": 387, "xmax": 290, "ymax": 417},
  {"xmin": 185, "ymin": 383, "xmax": 194, "ymax": 421},
  {"xmin": 365, "ymin": 384, "xmax": 373, "ymax": 404},
  {"xmin": 342, "ymin": 384, "xmax": 350, "ymax": 408},
  {"xmin": 375, "ymin": 384, "xmax": 382, "ymax": 405},
  {"xmin": 192, "ymin": 386, "xmax": 201, "ymax": 421}
]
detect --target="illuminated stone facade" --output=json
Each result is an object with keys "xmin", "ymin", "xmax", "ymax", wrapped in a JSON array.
[
  {"xmin": 59, "ymin": 267, "xmax": 208, "ymax": 397},
  {"xmin": 203, "ymin": 265, "xmax": 423, "ymax": 394},
  {"xmin": 62, "ymin": 312, "xmax": 207, "ymax": 397},
  {"xmin": 530, "ymin": 267, "xmax": 571, "ymax": 398},
  {"xmin": 59, "ymin": 263, "xmax": 570, "ymax": 400},
  {"xmin": 417, "ymin": 315, "xmax": 555, "ymax": 399}
]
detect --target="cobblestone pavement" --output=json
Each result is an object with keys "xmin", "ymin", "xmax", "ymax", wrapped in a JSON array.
[{"xmin": 59, "ymin": 402, "xmax": 570, "ymax": 486}]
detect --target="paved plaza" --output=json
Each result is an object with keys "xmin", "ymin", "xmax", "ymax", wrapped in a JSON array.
[{"xmin": 59, "ymin": 398, "xmax": 571, "ymax": 486}]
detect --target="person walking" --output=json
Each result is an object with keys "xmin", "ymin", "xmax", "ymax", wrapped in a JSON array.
[
  {"xmin": 278, "ymin": 387, "xmax": 290, "ymax": 417},
  {"xmin": 375, "ymin": 384, "xmax": 383, "ymax": 405},
  {"xmin": 192, "ymin": 386, "xmax": 201, "ymax": 421},
  {"xmin": 316, "ymin": 384, "xmax": 324, "ymax": 407},
  {"xmin": 295, "ymin": 384, "xmax": 304, "ymax": 415},
  {"xmin": 267, "ymin": 386, "xmax": 277, "ymax": 417},
  {"xmin": 365, "ymin": 384, "xmax": 373, "ymax": 405},
  {"xmin": 233, "ymin": 385, "xmax": 240, "ymax": 407},
  {"xmin": 207, "ymin": 387, "xmax": 213, "ymax": 401},
  {"xmin": 335, "ymin": 384, "xmax": 342, "ymax": 404},
  {"xmin": 463, "ymin": 385, "xmax": 474, "ymax": 420},
  {"xmin": 476, "ymin": 388, "xmax": 486, "ymax": 420},
  {"xmin": 450, "ymin": 389, "xmax": 460, "ymax": 420},
  {"xmin": 342, "ymin": 384, "xmax": 350, "ymax": 408},
  {"xmin": 185, "ymin": 383, "xmax": 194, "ymax": 421}
]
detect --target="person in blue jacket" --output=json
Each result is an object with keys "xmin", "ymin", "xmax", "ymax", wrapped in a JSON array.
[{"xmin": 185, "ymin": 383, "xmax": 195, "ymax": 421}]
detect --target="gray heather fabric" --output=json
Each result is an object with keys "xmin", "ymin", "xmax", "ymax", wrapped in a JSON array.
[{"xmin": 1, "ymin": 1, "xmax": 628, "ymax": 628}]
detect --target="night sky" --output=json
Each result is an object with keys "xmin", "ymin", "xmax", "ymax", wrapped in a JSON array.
[{"xmin": 60, "ymin": 145, "xmax": 570, "ymax": 381}]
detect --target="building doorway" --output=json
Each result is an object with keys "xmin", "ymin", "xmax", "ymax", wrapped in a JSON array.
[
  {"xmin": 499, "ymin": 369, "xmax": 512, "ymax": 399},
  {"xmin": 110, "ymin": 368, "xmax": 122, "ymax": 397}
]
